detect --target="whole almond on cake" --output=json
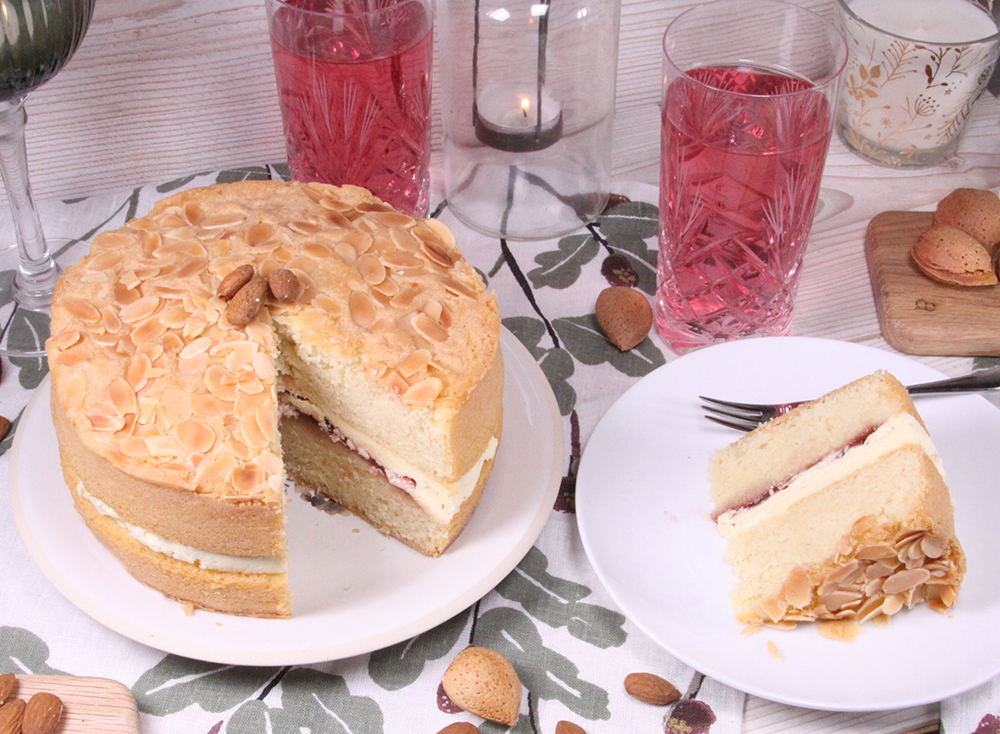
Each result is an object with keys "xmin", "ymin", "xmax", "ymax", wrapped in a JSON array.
[
  {"xmin": 441, "ymin": 647, "xmax": 521, "ymax": 726},
  {"xmin": 595, "ymin": 286, "xmax": 653, "ymax": 350},
  {"xmin": 911, "ymin": 225, "xmax": 997, "ymax": 286}
]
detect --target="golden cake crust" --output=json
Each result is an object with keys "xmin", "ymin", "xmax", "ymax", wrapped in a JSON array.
[
  {"xmin": 46, "ymin": 180, "xmax": 504, "ymax": 617},
  {"xmin": 47, "ymin": 180, "xmax": 501, "ymax": 505}
]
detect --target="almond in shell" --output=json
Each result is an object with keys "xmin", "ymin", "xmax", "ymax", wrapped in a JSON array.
[
  {"xmin": 441, "ymin": 647, "xmax": 521, "ymax": 726},
  {"xmin": 595, "ymin": 286, "xmax": 653, "ymax": 351},
  {"xmin": 22, "ymin": 692, "xmax": 62, "ymax": 734},
  {"xmin": 623, "ymin": 672, "xmax": 681, "ymax": 705},
  {"xmin": 911, "ymin": 225, "xmax": 997, "ymax": 287}
]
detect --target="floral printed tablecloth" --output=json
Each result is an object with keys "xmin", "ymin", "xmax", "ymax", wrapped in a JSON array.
[{"xmin": 0, "ymin": 164, "xmax": 997, "ymax": 734}]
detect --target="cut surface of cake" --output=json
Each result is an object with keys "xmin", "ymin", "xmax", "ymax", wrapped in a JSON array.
[
  {"xmin": 709, "ymin": 371, "xmax": 964, "ymax": 627},
  {"xmin": 46, "ymin": 180, "xmax": 504, "ymax": 619}
]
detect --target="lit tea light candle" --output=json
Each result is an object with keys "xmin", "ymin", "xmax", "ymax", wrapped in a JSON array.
[{"xmin": 474, "ymin": 82, "xmax": 563, "ymax": 153}]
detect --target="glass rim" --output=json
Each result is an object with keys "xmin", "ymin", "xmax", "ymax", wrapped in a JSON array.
[
  {"xmin": 662, "ymin": 0, "xmax": 848, "ymax": 98},
  {"xmin": 266, "ymin": 0, "xmax": 432, "ymax": 19},
  {"xmin": 834, "ymin": 0, "xmax": 1000, "ymax": 45}
]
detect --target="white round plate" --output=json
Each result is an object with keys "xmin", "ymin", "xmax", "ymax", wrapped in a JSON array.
[
  {"xmin": 10, "ymin": 328, "xmax": 563, "ymax": 665},
  {"xmin": 576, "ymin": 336, "xmax": 1000, "ymax": 711}
]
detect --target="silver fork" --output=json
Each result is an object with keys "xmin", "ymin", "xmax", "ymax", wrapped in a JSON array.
[{"xmin": 700, "ymin": 364, "xmax": 1000, "ymax": 431}]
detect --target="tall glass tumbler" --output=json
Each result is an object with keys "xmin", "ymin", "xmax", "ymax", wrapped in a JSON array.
[
  {"xmin": 265, "ymin": 0, "xmax": 434, "ymax": 217},
  {"xmin": 655, "ymin": 0, "xmax": 847, "ymax": 353}
]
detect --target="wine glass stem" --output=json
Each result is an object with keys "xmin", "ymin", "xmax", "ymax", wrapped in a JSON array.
[{"xmin": 0, "ymin": 98, "xmax": 60, "ymax": 310}]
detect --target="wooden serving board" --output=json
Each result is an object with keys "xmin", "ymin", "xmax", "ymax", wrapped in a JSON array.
[
  {"xmin": 3, "ymin": 675, "xmax": 140, "ymax": 733},
  {"xmin": 865, "ymin": 210, "xmax": 1000, "ymax": 356}
]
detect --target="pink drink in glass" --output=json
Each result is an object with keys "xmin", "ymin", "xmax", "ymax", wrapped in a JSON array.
[
  {"xmin": 269, "ymin": 0, "xmax": 432, "ymax": 216},
  {"xmin": 656, "ymin": 66, "xmax": 833, "ymax": 352}
]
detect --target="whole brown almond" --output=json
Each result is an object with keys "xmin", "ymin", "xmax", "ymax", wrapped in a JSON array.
[
  {"xmin": 268, "ymin": 268, "xmax": 302, "ymax": 303},
  {"xmin": 226, "ymin": 276, "xmax": 269, "ymax": 326},
  {"xmin": 22, "ymin": 692, "xmax": 62, "ymax": 734},
  {"xmin": 0, "ymin": 698, "xmax": 26, "ymax": 734},
  {"xmin": 217, "ymin": 263, "xmax": 255, "ymax": 301},
  {"xmin": 0, "ymin": 417, "xmax": 11, "ymax": 443},
  {"xmin": 435, "ymin": 723, "xmax": 481, "ymax": 734},
  {"xmin": 0, "ymin": 674, "xmax": 14, "ymax": 704},
  {"xmin": 556, "ymin": 721, "xmax": 588, "ymax": 734},
  {"xmin": 624, "ymin": 672, "xmax": 681, "ymax": 706},
  {"xmin": 595, "ymin": 286, "xmax": 653, "ymax": 351}
]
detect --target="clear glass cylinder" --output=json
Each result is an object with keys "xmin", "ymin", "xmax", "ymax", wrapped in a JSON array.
[{"xmin": 440, "ymin": 0, "xmax": 621, "ymax": 240}]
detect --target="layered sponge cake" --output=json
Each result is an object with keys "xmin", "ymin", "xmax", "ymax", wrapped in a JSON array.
[
  {"xmin": 46, "ymin": 181, "xmax": 503, "ymax": 618},
  {"xmin": 710, "ymin": 371, "xmax": 964, "ymax": 627}
]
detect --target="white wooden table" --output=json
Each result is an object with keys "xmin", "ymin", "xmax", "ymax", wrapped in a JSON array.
[{"xmin": 6, "ymin": 1, "xmax": 1000, "ymax": 731}]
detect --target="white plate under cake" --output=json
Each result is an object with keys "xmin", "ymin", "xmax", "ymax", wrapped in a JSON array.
[{"xmin": 577, "ymin": 337, "xmax": 1000, "ymax": 711}]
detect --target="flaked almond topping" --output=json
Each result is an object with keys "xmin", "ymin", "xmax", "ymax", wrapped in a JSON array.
[
  {"xmin": 303, "ymin": 242, "xmax": 333, "ymax": 259},
  {"xmin": 205, "ymin": 363, "xmax": 239, "ymax": 402},
  {"xmin": 192, "ymin": 393, "xmax": 233, "ymax": 416},
  {"xmin": 397, "ymin": 349, "xmax": 432, "ymax": 378},
  {"xmin": 217, "ymin": 264, "xmax": 255, "ymax": 301},
  {"xmin": 435, "ymin": 273, "xmax": 480, "ymax": 299},
  {"xmin": 319, "ymin": 195, "xmax": 354, "ymax": 213},
  {"xmin": 855, "ymin": 544, "xmax": 896, "ymax": 561},
  {"xmin": 108, "ymin": 378, "xmax": 138, "ymax": 416},
  {"xmin": 268, "ymin": 268, "xmax": 302, "ymax": 303},
  {"xmin": 49, "ymin": 329, "xmax": 83, "ymax": 352},
  {"xmin": 231, "ymin": 465, "xmax": 265, "ymax": 493},
  {"xmin": 921, "ymin": 535, "xmax": 947, "ymax": 559},
  {"xmin": 882, "ymin": 567, "xmax": 932, "ymax": 595},
  {"xmin": 335, "ymin": 242, "xmax": 358, "ymax": 263},
  {"xmin": 382, "ymin": 251, "xmax": 423, "ymax": 271},
  {"xmin": 119, "ymin": 295, "xmax": 161, "ymax": 324},
  {"xmin": 349, "ymin": 290, "xmax": 377, "ymax": 329},
  {"xmin": 390, "ymin": 226, "xmax": 422, "ymax": 252},
  {"xmin": 197, "ymin": 455, "xmax": 240, "ymax": 484},
  {"xmin": 288, "ymin": 219, "xmax": 322, "ymax": 235},
  {"xmin": 179, "ymin": 336, "xmax": 213, "ymax": 360},
  {"xmin": 174, "ymin": 419, "xmax": 216, "ymax": 453},
  {"xmin": 412, "ymin": 312, "xmax": 448, "ymax": 342},
  {"xmin": 421, "ymin": 239, "xmax": 456, "ymax": 268},
  {"xmin": 87, "ymin": 250, "xmax": 124, "ymax": 271},
  {"xmin": 201, "ymin": 211, "xmax": 248, "ymax": 230},
  {"xmin": 356, "ymin": 254, "xmax": 387, "ymax": 285},
  {"xmin": 184, "ymin": 202, "xmax": 205, "ymax": 225},
  {"xmin": 781, "ymin": 567, "xmax": 812, "ymax": 608},
  {"xmin": 51, "ymin": 345, "xmax": 93, "ymax": 368},
  {"xmin": 372, "ymin": 276, "xmax": 399, "ymax": 297},
  {"xmin": 369, "ymin": 210, "xmax": 416, "ymax": 229},
  {"xmin": 88, "ymin": 411, "xmax": 127, "ymax": 432},
  {"xmin": 65, "ymin": 298, "xmax": 102, "ymax": 324},
  {"xmin": 246, "ymin": 222, "xmax": 278, "ymax": 246},
  {"xmin": 338, "ymin": 229, "xmax": 374, "ymax": 255},
  {"xmin": 390, "ymin": 283, "xmax": 423, "ymax": 308}
]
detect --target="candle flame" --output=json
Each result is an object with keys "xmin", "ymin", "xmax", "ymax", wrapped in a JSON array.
[{"xmin": 520, "ymin": 97, "xmax": 531, "ymax": 117}]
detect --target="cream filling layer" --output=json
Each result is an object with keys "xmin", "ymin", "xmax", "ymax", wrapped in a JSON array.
[
  {"xmin": 717, "ymin": 412, "xmax": 944, "ymax": 538},
  {"xmin": 77, "ymin": 483, "xmax": 287, "ymax": 574},
  {"xmin": 282, "ymin": 397, "xmax": 498, "ymax": 524}
]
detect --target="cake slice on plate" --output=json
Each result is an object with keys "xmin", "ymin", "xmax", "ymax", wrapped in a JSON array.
[{"xmin": 709, "ymin": 370, "xmax": 965, "ymax": 626}]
